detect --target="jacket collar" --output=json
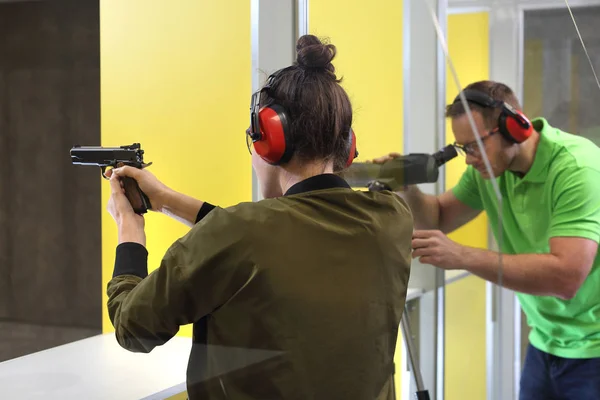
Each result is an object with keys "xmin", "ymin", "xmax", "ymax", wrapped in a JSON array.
[{"xmin": 284, "ymin": 173, "xmax": 351, "ymax": 196}]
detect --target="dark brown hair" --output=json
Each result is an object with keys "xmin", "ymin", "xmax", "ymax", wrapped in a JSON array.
[
  {"xmin": 259, "ymin": 35, "xmax": 353, "ymax": 171},
  {"xmin": 446, "ymin": 80, "xmax": 522, "ymax": 128}
]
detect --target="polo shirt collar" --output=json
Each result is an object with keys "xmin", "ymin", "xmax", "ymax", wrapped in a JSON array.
[
  {"xmin": 284, "ymin": 173, "xmax": 351, "ymax": 196},
  {"xmin": 518, "ymin": 117, "xmax": 555, "ymax": 183}
]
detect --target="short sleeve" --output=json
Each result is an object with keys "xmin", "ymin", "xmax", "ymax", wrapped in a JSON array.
[
  {"xmin": 549, "ymin": 166, "xmax": 600, "ymax": 243},
  {"xmin": 451, "ymin": 165, "xmax": 484, "ymax": 210}
]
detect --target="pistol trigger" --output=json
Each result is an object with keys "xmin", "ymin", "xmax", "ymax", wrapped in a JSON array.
[
  {"xmin": 101, "ymin": 166, "xmax": 110, "ymax": 180},
  {"xmin": 141, "ymin": 162, "xmax": 153, "ymax": 169}
]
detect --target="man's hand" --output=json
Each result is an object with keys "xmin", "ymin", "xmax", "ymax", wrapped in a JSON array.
[
  {"xmin": 106, "ymin": 166, "xmax": 172, "ymax": 212},
  {"xmin": 107, "ymin": 172, "xmax": 146, "ymax": 245},
  {"xmin": 411, "ymin": 230, "xmax": 466, "ymax": 269},
  {"xmin": 368, "ymin": 152, "xmax": 403, "ymax": 165}
]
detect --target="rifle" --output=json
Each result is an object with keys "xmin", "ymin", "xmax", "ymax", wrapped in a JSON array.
[{"xmin": 70, "ymin": 143, "xmax": 152, "ymax": 214}]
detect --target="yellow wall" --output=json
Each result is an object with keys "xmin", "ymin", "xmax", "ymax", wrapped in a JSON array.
[
  {"xmin": 309, "ymin": 1, "xmax": 404, "ymax": 159},
  {"xmin": 444, "ymin": 11, "xmax": 490, "ymax": 400},
  {"xmin": 100, "ymin": 1, "xmax": 252, "ymax": 336},
  {"xmin": 309, "ymin": 0, "xmax": 404, "ymax": 395}
]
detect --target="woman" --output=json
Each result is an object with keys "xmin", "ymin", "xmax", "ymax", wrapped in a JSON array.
[{"xmin": 106, "ymin": 35, "xmax": 414, "ymax": 400}]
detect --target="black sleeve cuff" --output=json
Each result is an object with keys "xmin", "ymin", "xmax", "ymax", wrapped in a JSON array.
[
  {"xmin": 195, "ymin": 202, "xmax": 216, "ymax": 224},
  {"xmin": 113, "ymin": 242, "xmax": 149, "ymax": 279}
]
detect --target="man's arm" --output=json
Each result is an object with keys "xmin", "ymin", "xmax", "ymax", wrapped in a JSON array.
[
  {"xmin": 402, "ymin": 163, "xmax": 483, "ymax": 233},
  {"xmin": 458, "ymin": 166, "xmax": 600, "ymax": 299},
  {"xmin": 369, "ymin": 154, "xmax": 482, "ymax": 232},
  {"xmin": 106, "ymin": 206, "xmax": 250, "ymax": 353},
  {"xmin": 403, "ymin": 187, "xmax": 481, "ymax": 233},
  {"xmin": 461, "ymin": 237, "xmax": 598, "ymax": 299}
]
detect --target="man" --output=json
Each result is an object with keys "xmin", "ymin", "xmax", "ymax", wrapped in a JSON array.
[{"xmin": 375, "ymin": 80, "xmax": 600, "ymax": 399}]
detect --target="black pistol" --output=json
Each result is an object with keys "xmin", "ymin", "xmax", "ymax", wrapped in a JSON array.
[{"xmin": 70, "ymin": 143, "xmax": 152, "ymax": 214}]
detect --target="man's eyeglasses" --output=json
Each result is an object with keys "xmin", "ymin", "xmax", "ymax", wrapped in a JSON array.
[{"xmin": 453, "ymin": 129, "xmax": 498, "ymax": 156}]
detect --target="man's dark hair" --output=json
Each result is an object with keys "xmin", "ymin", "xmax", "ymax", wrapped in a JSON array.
[
  {"xmin": 445, "ymin": 80, "xmax": 522, "ymax": 129},
  {"xmin": 259, "ymin": 35, "xmax": 353, "ymax": 171}
]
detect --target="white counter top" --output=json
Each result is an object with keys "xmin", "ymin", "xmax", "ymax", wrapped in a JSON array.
[{"xmin": 0, "ymin": 333, "xmax": 191, "ymax": 400}]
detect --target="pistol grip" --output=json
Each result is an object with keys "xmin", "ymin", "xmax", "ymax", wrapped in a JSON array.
[{"xmin": 121, "ymin": 176, "xmax": 152, "ymax": 214}]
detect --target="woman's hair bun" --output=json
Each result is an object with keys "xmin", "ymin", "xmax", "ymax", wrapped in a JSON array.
[{"xmin": 295, "ymin": 35, "xmax": 336, "ymax": 73}]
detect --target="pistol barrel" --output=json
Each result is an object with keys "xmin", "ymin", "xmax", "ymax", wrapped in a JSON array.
[{"xmin": 70, "ymin": 144, "xmax": 144, "ymax": 167}]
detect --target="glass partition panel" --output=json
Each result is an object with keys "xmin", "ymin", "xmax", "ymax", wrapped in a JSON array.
[{"xmin": 521, "ymin": 2, "xmax": 600, "ymax": 368}]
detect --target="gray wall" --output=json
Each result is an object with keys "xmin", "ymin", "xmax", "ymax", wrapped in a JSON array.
[
  {"xmin": 0, "ymin": 0, "xmax": 101, "ymax": 340},
  {"xmin": 523, "ymin": 5, "xmax": 600, "ymax": 144}
]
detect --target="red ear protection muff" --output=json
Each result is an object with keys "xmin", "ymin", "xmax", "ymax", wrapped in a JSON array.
[
  {"xmin": 248, "ymin": 68, "xmax": 359, "ymax": 167},
  {"xmin": 345, "ymin": 128, "xmax": 358, "ymax": 168},
  {"xmin": 453, "ymin": 89, "xmax": 533, "ymax": 144},
  {"xmin": 248, "ymin": 69, "xmax": 294, "ymax": 165}
]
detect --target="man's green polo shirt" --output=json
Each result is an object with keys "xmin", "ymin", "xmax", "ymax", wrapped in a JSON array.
[{"xmin": 452, "ymin": 117, "xmax": 600, "ymax": 358}]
